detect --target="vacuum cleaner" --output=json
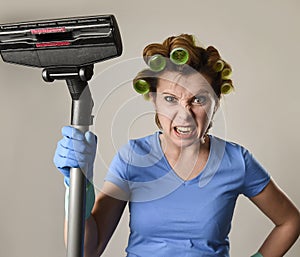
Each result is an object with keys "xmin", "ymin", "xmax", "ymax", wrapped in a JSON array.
[{"xmin": 0, "ymin": 14, "xmax": 123, "ymax": 257}]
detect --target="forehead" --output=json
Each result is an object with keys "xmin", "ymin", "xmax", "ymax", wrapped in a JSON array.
[{"xmin": 156, "ymin": 71, "xmax": 213, "ymax": 96}]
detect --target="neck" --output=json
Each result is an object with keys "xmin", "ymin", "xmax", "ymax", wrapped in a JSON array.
[
  {"xmin": 159, "ymin": 133, "xmax": 210, "ymax": 162},
  {"xmin": 159, "ymin": 133, "xmax": 210, "ymax": 181}
]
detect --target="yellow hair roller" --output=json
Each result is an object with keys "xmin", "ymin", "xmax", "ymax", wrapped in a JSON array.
[
  {"xmin": 221, "ymin": 82, "xmax": 234, "ymax": 94},
  {"xmin": 221, "ymin": 68, "xmax": 232, "ymax": 80},
  {"xmin": 213, "ymin": 60, "xmax": 225, "ymax": 72}
]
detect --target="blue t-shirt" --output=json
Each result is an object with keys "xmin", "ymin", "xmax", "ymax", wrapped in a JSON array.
[{"xmin": 105, "ymin": 132, "xmax": 270, "ymax": 257}]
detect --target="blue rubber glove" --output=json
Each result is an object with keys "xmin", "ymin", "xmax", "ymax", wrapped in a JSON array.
[
  {"xmin": 54, "ymin": 126, "xmax": 97, "ymax": 219},
  {"xmin": 53, "ymin": 126, "xmax": 97, "ymax": 185}
]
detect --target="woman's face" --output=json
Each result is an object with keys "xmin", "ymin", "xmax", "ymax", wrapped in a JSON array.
[{"xmin": 152, "ymin": 71, "xmax": 218, "ymax": 148}]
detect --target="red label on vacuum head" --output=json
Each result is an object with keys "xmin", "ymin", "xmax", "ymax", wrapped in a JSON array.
[
  {"xmin": 36, "ymin": 41, "xmax": 71, "ymax": 48},
  {"xmin": 31, "ymin": 27, "xmax": 66, "ymax": 34}
]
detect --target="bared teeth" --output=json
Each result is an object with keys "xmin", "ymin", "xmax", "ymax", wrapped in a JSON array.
[{"xmin": 175, "ymin": 126, "xmax": 193, "ymax": 134}]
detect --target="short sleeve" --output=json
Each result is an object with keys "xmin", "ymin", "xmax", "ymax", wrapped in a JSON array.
[
  {"xmin": 104, "ymin": 149, "xmax": 131, "ymax": 194},
  {"xmin": 241, "ymin": 148, "xmax": 271, "ymax": 198}
]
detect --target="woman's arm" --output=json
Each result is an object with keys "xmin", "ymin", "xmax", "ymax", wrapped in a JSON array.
[
  {"xmin": 250, "ymin": 179, "xmax": 300, "ymax": 257},
  {"xmin": 64, "ymin": 186, "xmax": 127, "ymax": 257}
]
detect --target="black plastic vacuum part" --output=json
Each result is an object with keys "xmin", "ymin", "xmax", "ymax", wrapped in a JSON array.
[{"xmin": 0, "ymin": 14, "xmax": 122, "ymax": 68}]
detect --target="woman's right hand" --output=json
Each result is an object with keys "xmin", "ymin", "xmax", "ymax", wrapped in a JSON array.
[{"xmin": 53, "ymin": 126, "xmax": 97, "ymax": 186}]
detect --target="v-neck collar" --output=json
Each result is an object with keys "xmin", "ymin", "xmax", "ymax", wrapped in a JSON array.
[{"xmin": 155, "ymin": 131, "xmax": 219, "ymax": 186}]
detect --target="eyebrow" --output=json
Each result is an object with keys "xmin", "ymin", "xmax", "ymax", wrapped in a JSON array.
[
  {"xmin": 161, "ymin": 89, "xmax": 210, "ymax": 97},
  {"xmin": 161, "ymin": 92, "xmax": 177, "ymax": 96},
  {"xmin": 194, "ymin": 90, "xmax": 211, "ymax": 95}
]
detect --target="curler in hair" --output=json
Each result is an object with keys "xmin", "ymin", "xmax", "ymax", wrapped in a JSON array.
[
  {"xmin": 147, "ymin": 54, "xmax": 167, "ymax": 72},
  {"xmin": 221, "ymin": 82, "xmax": 234, "ymax": 94},
  {"xmin": 221, "ymin": 68, "xmax": 232, "ymax": 80},
  {"xmin": 134, "ymin": 79, "xmax": 150, "ymax": 95},
  {"xmin": 170, "ymin": 47, "xmax": 189, "ymax": 65},
  {"xmin": 213, "ymin": 60, "xmax": 225, "ymax": 72}
]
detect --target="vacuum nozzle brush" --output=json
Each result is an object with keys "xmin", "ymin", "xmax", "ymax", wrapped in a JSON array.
[{"xmin": 0, "ymin": 14, "xmax": 122, "ymax": 68}]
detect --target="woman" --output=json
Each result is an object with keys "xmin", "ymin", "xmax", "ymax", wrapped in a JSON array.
[{"xmin": 54, "ymin": 34, "xmax": 300, "ymax": 257}]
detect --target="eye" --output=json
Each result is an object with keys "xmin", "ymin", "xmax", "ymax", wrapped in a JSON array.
[
  {"xmin": 192, "ymin": 95, "xmax": 207, "ymax": 105},
  {"xmin": 164, "ymin": 95, "xmax": 177, "ymax": 103}
]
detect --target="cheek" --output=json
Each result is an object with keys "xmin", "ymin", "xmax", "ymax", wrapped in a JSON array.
[
  {"xmin": 156, "ymin": 107, "xmax": 176, "ymax": 124},
  {"xmin": 194, "ymin": 105, "xmax": 215, "ymax": 124},
  {"xmin": 154, "ymin": 100, "xmax": 176, "ymax": 121},
  {"xmin": 205, "ymin": 106, "xmax": 215, "ymax": 119}
]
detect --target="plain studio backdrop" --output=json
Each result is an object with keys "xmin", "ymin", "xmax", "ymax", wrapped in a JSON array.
[{"xmin": 0, "ymin": 0, "xmax": 299, "ymax": 256}]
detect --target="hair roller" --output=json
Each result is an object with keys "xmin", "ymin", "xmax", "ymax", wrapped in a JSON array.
[
  {"xmin": 132, "ymin": 69, "xmax": 156, "ymax": 95},
  {"xmin": 169, "ymin": 41, "xmax": 191, "ymax": 65},
  {"xmin": 221, "ymin": 82, "xmax": 234, "ymax": 94},
  {"xmin": 168, "ymin": 35, "xmax": 203, "ymax": 68},
  {"xmin": 213, "ymin": 60, "xmax": 225, "ymax": 72},
  {"xmin": 143, "ymin": 43, "xmax": 169, "ymax": 72},
  {"xmin": 147, "ymin": 54, "xmax": 167, "ymax": 72},
  {"xmin": 133, "ymin": 79, "xmax": 150, "ymax": 94},
  {"xmin": 170, "ymin": 47, "xmax": 190, "ymax": 65},
  {"xmin": 221, "ymin": 68, "xmax": 232, "ymax": 80}
]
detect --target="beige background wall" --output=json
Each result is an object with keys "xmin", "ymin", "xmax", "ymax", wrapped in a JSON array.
[{"xmin": 0, "ymin": 0, "xmax": 299, "ymax": 256}]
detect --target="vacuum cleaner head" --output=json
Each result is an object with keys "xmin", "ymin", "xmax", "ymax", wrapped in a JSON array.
[{"xmin": 0, "ymin": 14, "xmax": 122, "ymax": 68}]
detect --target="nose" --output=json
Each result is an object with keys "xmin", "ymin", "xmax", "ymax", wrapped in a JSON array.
[{"xmin": 176, "ymin": 102, "xmax": 195, "ymax": 123}]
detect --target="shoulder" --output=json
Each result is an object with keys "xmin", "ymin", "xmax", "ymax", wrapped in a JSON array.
[
  {"xmin": 107, "ymin": 132, "xmax": 160, "ymax": 180},
  {"xmin": 210, "ymin": 135, "xmax": 248, "ymax": 159},
  {"xmin": 113, "ymin": 131, "xmax": 162, "ymax": 166},
  {"xmin": 119, "ymin": 131, "xmax": 161, "ymax": 156},
  {"xmin": 209, "ymin": 135, "xmax": 258, "ymax": 173},
  {"xmin": 214, "ymin": 136, "xmax": 264, "ymax": 170},
  {"xmin": 129, "ymin": 132, "xmax": 159, "ymax": 151},
  {"xmin": 209, "ymin": 135, "xmax": 270, "ymax": 197}
]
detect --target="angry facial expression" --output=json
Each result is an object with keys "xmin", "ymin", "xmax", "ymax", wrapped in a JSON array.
[{"xmin": 151, "ymin": 71, "xmax": 218, "ymax": 149}]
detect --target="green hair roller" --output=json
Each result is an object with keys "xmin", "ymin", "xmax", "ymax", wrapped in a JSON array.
[
  {"xmin": 221, "ymin": 68, "xmax": 232, "ymax": 79},
  {"xmin": 221, "ymin": 82, "xmax": 234, "ymax": 95},
  {"xmin": 170, "ymin": 47, "xmax": 189, "ymax": 65},
  {"xmin": 134, "ymin": 79, "xmax": 150, "ymax": 94},
  {"xmin": 148, "ymin": 54, "xmax": 167, "ymax": 72},
  {"xmin": 213, "ymin": 60, "xmax": 225, "ymax": 72}
]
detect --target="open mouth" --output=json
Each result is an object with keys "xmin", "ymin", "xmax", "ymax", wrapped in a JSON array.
[{"xmin": 174, "ymin": 126, "xmax": 196, "ymax": 136}]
